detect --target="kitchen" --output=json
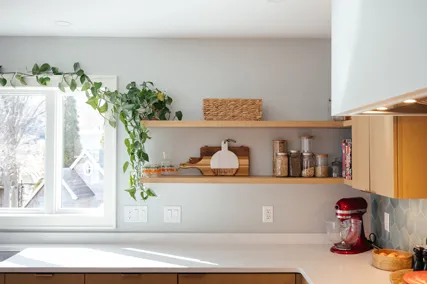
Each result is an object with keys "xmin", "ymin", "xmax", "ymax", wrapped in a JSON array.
[{"xmin": 0, "ymin": 0, "xmax": 426, "ymax": 283}]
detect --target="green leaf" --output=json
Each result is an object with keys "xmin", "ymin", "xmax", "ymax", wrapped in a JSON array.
[
  {"xmin": 80, "ymin": 74, "xmax": 86, "ymax": 84},
  {"xmin": 94, "ymin": 82, "xmax": 102, "ymax": 89},
  {"xmin": 51, "ymin": 67, "xmax": 61, "ymax": 75},
  {"xmin": 81, "ymin": 81, "xmax": 91, "ymax": 91},
  {"xmin": 123, "ymin": 161, "xmax": 130, "ymax": 173},
  {"xmin": 39, "ymin": 63, "xmax": 51, "ymax": 72},
  {"xmin": 166, "ymin": 97, "xmax": 173, "ymax": 105},
  {"xmin": 141, "ymin": 151, "xmax": 149, "ymax": 162},
  {"xmin": 76, "ymin": 69, "xmax": 84, "ymax": 76},
  {"xmin": 0, "ymin": 78, "xmax": 6, "ymax": 86},
  {"xmin": 108, "ymin": 120, "xmax": 116, "ymax": 128},
  {"xmin": 125, "ymin": 188, "xmax": 137, "ymax": 200},
  {"xmin": 140, "ymin": 191, "xmax": 148, "ymax": 201},
  {"xmin": 73, "ymin": 62, "xmax": 81, "ymax": 72},
  {"xmin": 15, "ymin": 75, "xmax": 27, "ymax": 85},
  {"xmin": 175, "ymin": 111, "xmax": 183, "ymax": 120},
  {"xmin": 146, "ymin": 188, "xmax": 156, "ymax": 197},
  {"xmin": 39, "ymin": 77, "xmax": 50, "ymax": 86},
  {"xmin": 86, "ymin": 96, "xmax": 99, "ymax": 109},
  {"xmin": 124, "ymin": 138, "xmax": 131, "ymax": 148},
  {"xmin": 122, "ymin": 104, "xmax": 135, "ymax": 110},
  {"xmin": 70, "ymin": 79, "xmax": 77, "ymax": 91},
  {"xmin": 98, "ymin": 102, "xmax": 108, "ymax": 113},
  {"xmin": 58, "ymin": 82, "xmax": 66, "ymax": 93},
  {"xmin": 32, "ymin": 64, "xmax": 40, "ymax": 75}
]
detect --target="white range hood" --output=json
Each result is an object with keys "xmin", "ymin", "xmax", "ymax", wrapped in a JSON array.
[{"xmin": 331, "ymin": 0, "xmax": 427, "ymax": 116}]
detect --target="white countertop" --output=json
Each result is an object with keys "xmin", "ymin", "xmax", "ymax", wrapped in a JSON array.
[{"xmin": 0, "ymin": 244, "xmax": 389, "ymax": 284}]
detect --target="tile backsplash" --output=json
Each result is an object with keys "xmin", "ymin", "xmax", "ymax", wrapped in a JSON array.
[{"xmin": 371, "ymin": 194, "xmax": 427, "ymax": 252}]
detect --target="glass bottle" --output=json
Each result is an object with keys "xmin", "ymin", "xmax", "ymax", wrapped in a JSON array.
[
  {"xmin": 315, "ymin": 154, "xmax": 329, "ymax": 177},
  {"xmin": 302, "ymin": 153, "xmax": 315, "ymax": 177}
]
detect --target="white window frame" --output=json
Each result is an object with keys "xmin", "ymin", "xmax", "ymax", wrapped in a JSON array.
[{"xmin": 0, "ymin": 75, "xmax": 117, "ymax": 230}]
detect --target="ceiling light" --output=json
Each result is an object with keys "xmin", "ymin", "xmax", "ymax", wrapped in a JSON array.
[
  {"xmin": 403, "ymin": 99, "xmax": 417, "ymax": 104},
  {"xmin": 55, "ymin": 20, "xmax": 72, "ymax": 27},
  {"xmin": 376, "ymin": 107, "xmax": 388, "ymax": 111}
]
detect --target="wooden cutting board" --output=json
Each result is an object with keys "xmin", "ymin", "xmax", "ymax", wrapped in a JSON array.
[
  {"xmin": 390, "ymin": 269, "xmax": 413, "ymax": 284},
  {"xmin": 180, "ymin": 156, "xmax": 249, "ymax": 176}
]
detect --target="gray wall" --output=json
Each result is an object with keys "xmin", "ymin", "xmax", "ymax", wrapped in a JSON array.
[{"xmin": 0, "ymin": 37, "xmax": 369, "ymax": 232}]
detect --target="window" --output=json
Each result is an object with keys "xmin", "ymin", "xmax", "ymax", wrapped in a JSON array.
[{"xmin": 0, "ymin": 76, "xmax": 117, "ymax": 229}]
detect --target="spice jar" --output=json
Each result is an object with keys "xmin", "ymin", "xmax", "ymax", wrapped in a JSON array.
[
  {"xmin": 272, "ymin": 140, "xmax": 287, "ymax": 175},
  {"xmin": 315, "ymin": 154, "xmax": 329, "ymax": 177},
  {"xmin": 289, "ymin": 150, "xmax": 301, "ymax": 177},
  {"xmin": 300, "ymin": 136, "xmax": 313, "ymax": 153},
  {"xmin": 302, "ymin": 153, "xmax": 315, "ymax": 177},
  {"xmin": 274, "ymin": 153, "xmax": 288, "ymax": 177},
  {"xmin": 332, "ymin": 158, "xmax": 341, "ymax": 178}
]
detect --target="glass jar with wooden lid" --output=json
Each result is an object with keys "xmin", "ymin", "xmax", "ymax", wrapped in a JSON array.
[
  {"xmin": 302, "ymin": 153, "xmax": 315, "ymax": 177},
  {"xmin": 274, "ymin": 152, "xmax": 288, "ymax": 177},
  {"xmin": 300, "ymin": 135, "xmax": 314, "ymax": 153},
  {"xmin": 289, "ymin": 150, "xmax": 301, "ymax": 177},
  {"xmin": 315, "ymin": 154, "xmax": 329, "ymax": 177}
]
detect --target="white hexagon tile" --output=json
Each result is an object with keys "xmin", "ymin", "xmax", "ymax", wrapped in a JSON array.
[{"xmin": 371, "ymin": 194, "xmax": 427, "ymax": 252}]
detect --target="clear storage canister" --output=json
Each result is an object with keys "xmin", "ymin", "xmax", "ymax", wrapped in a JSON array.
[
  {"xmin": 302, "ymin": 153, "xmax": 315, "ymax": 177},
  {"xmin": 315, "ymin": 154, "xmax": 329, "ymax": 177},
  {"xmin": 300, "ymin": 136, "xmax": 314, "ymax": 153},
  {"xmin": 289, "ymin": 150, "xmax": 301, "ymax": 177},
  {"xmin": 332, "ymin": 158, "xmax": 341, "ymax": 178},
  {"xmin": 274, "ymin": 153, "xmax": 288, "ymax": 177},
  {"xmin": 272, "ymin": 140, "xmax": 287, "ymax": 175}
]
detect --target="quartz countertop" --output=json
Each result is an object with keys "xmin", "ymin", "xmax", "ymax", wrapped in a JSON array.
[{"xmin": 0, "ymin": 244, "xmax": 389, "ymax": 284}]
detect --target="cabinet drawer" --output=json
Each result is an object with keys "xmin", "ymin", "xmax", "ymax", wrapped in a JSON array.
[
  {"xmin": 5, "ymin": 274, "xmax": 83, "ymax": 284},
  {"xmin": 179, "ymin": 274, "xmax": 295, "ymax": 284},
  {"xmin": 85, "ymin": 273, "xmax": 177, "ymax": 284}
]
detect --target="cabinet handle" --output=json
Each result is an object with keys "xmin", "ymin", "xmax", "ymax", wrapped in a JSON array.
[
  {"xmin": 34, "ymin": 274, "xmax": 54, "ymax": 277},
  {"xmin": 120, "ymin": 274, "xmax": 140, "ymax": 277}
]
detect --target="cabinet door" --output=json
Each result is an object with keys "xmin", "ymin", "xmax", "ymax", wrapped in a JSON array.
[
  {"xmin": 351, "ymin": 116, "xmax": 371, "ymax": 191},
  {"xmin": 369, "ymin": 116, "xmax": 396, "ymax": 198},
  {"xmin": 396, "ymin": 117, "xmax": 427, "ymax": 198},
  {"xmin": 295, "ymin": 274, "xmax": 308, "ymax": 284},
  {"xmin": 5, "ymin": 274, "xmax": 84, "ymax": 284},
  {"xmin": 85, "ymin": 274, "xmax": 177, "ymax": 284},
  {"xmin": 179, "ymin": 274, "xmax": 295, "ymax": 284}
]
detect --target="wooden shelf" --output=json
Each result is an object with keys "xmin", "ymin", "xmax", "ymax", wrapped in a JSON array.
[
  {"xmin": 141, "ymin": 120, "xmax": 347, "ymax": 128},
  {"xmin": 344, "ymin": 179, "xmax": 353, "ymax": 186},
  {"xmin": 343, "ymin": 120, "xmax": 353, "ymax": 127},
  {"xmin": 141, "ymin": 176, "xmax": 345, "ymax": 184}
]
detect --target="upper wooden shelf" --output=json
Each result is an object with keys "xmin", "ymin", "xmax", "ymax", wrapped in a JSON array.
[
  {"xmin": 141, "ymin": 176, "xmax": 345, "ymax": 184},
  {"xmin": 141, "ymin": 120, "xmax": 350, "ymax": 128}
]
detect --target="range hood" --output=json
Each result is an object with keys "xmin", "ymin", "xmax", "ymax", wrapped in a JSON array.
[{"xmin": 331, "ymin": 0, "xmax": 427, "ymax": 116}]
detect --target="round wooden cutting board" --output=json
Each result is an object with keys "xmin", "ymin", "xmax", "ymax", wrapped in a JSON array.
[{"xmin": 390, "ymin": 269, "xmax": 413, "ymax": 284}]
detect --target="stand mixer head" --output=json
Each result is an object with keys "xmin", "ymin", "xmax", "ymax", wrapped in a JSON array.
[{"xmin": 330, "ymin": 197, "xmax": 372, "ymax": 254}]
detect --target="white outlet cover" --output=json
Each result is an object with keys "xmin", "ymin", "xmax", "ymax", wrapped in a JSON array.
[
  {"xmin": 124, "ymin": 206, "xmax": 148, "ymax": 223},
  {"xmin": 384, "ymin": 212, "xmax": 390, "ymax": 232},
  {"xmin": 262, "ymin": 206, "xmax": 274, "ymax": 223},
  {"xmin": 164, "ymin": 206, "xmax": 181, "ymax": 223}
]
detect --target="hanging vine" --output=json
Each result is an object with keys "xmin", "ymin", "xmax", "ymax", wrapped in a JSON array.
[{"xmin": 0, "ymin": 63, "xmax": 182, "ymax": 200}]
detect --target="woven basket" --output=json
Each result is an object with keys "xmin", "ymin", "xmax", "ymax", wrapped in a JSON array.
[{"xmin": 203, "ymin": 99, "xmax": 262, "ymax": 121}]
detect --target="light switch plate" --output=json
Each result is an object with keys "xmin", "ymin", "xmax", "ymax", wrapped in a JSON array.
[
  {"xmin": 384, "ymin": 212, "xmax": 390, "ymax": 232},
  {"xmin": 124, "ymin": 206, "xmax": 148, "ymax": 223},
  {"xmin": 164, "ymin": 206, "xmax": 181, "ymax": 223}
]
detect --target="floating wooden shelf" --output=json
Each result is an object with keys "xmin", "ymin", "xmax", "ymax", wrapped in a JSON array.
[
  {"xmin": 141, "ymin": 176, "xmax": 345, "ymax": 184},
  {"xmin": 343, "ymin": 120, "xmax": 353, "ymax": 127},
  {"xmin": 141, "ymin": 120, "xmax": 347, "ymax": 128},
  {"xmin": 344, "ymin": 179, "xmax": 353, "ymax": 186}
]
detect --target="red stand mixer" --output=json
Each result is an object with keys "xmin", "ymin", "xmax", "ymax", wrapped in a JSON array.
[{"xmin": 330, "ymin": 197, "xmax": 372, "ymax": 254}]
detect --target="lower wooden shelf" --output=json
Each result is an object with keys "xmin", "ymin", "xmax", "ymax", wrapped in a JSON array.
[
  {"xmin": 141, "ymin": 176, "xmax": 345, "ymax": 184},
  {"xmin": 344, "ymin": 179, "xmax": 353, "ymax": 186}
]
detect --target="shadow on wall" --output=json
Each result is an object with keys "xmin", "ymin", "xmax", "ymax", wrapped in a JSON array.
[{"xmin": 371, "ymin": 194, "xmax": 427, "ymax": 252}]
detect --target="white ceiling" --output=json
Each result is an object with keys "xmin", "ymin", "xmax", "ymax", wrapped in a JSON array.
[{"xmin": 0, "ymin": 0, "xmax": 331, "ymax": 38}]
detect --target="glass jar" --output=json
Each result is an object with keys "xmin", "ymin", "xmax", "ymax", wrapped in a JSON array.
[
  {"xmin": 142, "ymin": 164, "xmax": 161, "ymax": 177},
  {"xmin": 161, "ymin": 152, "xmax": 177, "ymax": 175},
  {"xmin": 289, "ymin": 150, "xmax": 301, "ymax": 177},
  {"xmin": 300, "ymin": 136, "xmax": 314, "ymax": 153},
  {"xmin": 332, "ymin": 158, "xmax": 341, "ymax": 178},
  {"xmin": 302, "ymin": 153, "xmax": 315, "ymax": 177},
  {"xmin": 274, "ymin": 153, "xmax": 288, "ymax": 177},
  {"xmin": 272, "ymin": 140, "xmax": 287, "ymax": 175},
  {"xmin": 315, "ymin": 154, "xmax": 329, "ymax": 177}
]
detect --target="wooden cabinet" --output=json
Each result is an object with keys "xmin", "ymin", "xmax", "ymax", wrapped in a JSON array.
[
  {"xmin": 351, "ymin": 116, "xmax": 371, "ymax": 192},
  {"xmin": 351, "ymin": 116, "xmax": 427, "ymax": 198},
  {"xmin": 85, "ymin": 274, "xmax": 177, "ymax": 284},
  {"xmin": 295, "ymin": 274, "xmax": 308, "ymax": 284},
  {"xmin": 179, "ymin": 274, "xmax": 295, "ymax": 284},
  {"xmin": 5, "ymin": 274, "xmax": 83, "ymax": 284}
]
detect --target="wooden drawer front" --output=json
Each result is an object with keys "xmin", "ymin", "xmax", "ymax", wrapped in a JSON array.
[
  {"xmin": 5, "ymin": 274, "xmax": 83, "ymax": 284},
  {"xmin": 85, "ymin": 274, "xmax": 177, "ymax": 284},
  {"xmin": 179, "ymin": 274, "xmax": 295, "ymax": 284}
]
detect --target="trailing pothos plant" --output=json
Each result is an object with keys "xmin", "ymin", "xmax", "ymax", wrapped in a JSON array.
[{"xmin": 0, "ymin": 63, "xmax": 182, "ymax": 200}]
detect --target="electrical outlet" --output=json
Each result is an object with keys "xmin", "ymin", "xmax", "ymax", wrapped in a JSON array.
[
  {"xmin": 384, "ymin": 212, "xmax": 390, "ymax": 232},
  {"xmin": 262, "ymin": 206, "xmax": 274, "ymax": 223},
  {"xmin": 124, "ymin": 206, "xmax": 148, "ymax": 223},
  {"xmin": 164, "ymin": 206, "xmax": 181, "ymax": 223}
]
